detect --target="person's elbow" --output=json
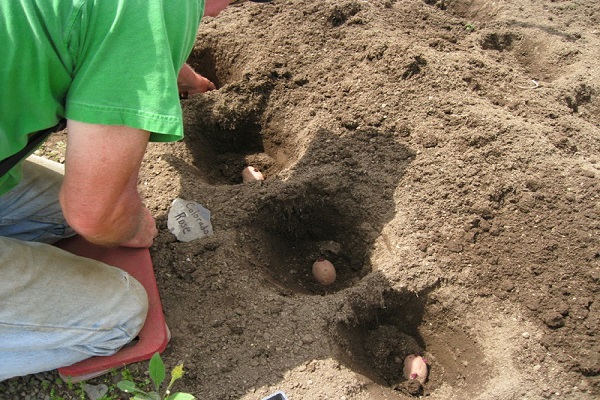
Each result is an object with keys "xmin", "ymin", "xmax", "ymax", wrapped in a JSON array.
[{"xmin": 60, "ymin": 190, "xmax": 131, "ymax": 245}]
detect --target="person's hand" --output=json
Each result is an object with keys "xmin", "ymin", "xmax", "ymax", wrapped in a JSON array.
[
  {"xmin": 120, "ymin": 207, "xmax": 158, "ymax": 248},
  {"xmin": 178, "ymin": 64, "xmax": 216, "ymax": 98}
]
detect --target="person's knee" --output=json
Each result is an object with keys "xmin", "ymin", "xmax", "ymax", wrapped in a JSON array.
[
  {"xmin": 92, "ymin": 274, "xmax": 148, "ymax": 355},
  {"xmin": 122, "ymin": 274, "xmax": 149, "ymax": 338}
]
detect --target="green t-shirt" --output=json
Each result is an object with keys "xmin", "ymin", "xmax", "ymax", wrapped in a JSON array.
[{"xmin": 0, "ymin": 0, "xmax": 204, "ymax": 195}]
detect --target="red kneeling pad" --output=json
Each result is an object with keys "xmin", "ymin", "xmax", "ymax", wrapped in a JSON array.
[{"xmin": 55, "ymin": 236, "xmax": 169, "ymax": 381}]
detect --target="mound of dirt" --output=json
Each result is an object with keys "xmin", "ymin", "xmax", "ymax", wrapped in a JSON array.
[
  {"xmin": 144, "ymin": 0, "xmax": 600, "ymax": 398},
  {"xmin": 8, "ymin": 0, "xmax": 599, "ymax": 399}
]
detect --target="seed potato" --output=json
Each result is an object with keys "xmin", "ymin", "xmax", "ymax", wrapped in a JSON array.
[
  {"xmin": 403, "ymin": 354, "xmax": 428, "ymax": 384},
  {"xmin": 312, "ymin": 258, "xmax": 336, "ymax": 286},
  {"xmin": 242, "ymin": 166, "xmax": 264, "ymax": 182}
]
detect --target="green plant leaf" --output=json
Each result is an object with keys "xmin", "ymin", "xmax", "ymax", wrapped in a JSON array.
[
  {"xmin": 132, "ymin": 396, "xmax": 154, "ymax": 400},
  {"xmin": 149, "ymin": 353, "xmax": 166, "ymax": 392},
  {"xmin": 166, "ymin": 393, "xmax": 196, "ymax": 400},
  {"xmin": 117, "ymin": 380, "xmax": 139, "ymax": 393},
  {"xmin": 171, "ymin": 364, "xmax": 185, "ymax": 382},
  {"xmin": 132, "ymin": 392, "xmax": 160, "ymax": 400},
  {"xmin": 167, "ymin": 364, "xmax": 185, "ymax": 391}
]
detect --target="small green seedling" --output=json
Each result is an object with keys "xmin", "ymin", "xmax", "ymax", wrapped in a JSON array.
[
  {"xmin": 465, "ymin": 23, "xmax": 476, "ymax": 32},
  {"xmin": 117, "ymin": 353, "xmax": 195, "ymax": 400}
]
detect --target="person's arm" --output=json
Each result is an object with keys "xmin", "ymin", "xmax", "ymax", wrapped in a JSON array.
[
  {"xmin": 177, "ymin": 63, "xmax": 216, "ymax": 97},
  {"xmin": 59, "ymin": 120, "xmax": 157, "ymax": 248}
]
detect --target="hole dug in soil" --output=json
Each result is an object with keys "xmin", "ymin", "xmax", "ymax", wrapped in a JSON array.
[
  {"xmin": 238, "ymin": 129, "xmax": 414, "ymax": 295},
  {"xmin": 181, "ymin": 83, "xmax": 279, "ymax": 186},
  {"xmin": 244, "ymin": 183, "xmax": 374, "ymax": 295},
  {"xmin": 181, "ymin": 50, "xmax": 290, "ymax": 185},
  {"xmin": 334, "ymin": 286, "xmax": 492, "ymax": 397}
]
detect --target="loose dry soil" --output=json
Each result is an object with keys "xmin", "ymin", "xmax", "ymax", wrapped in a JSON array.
[{"xmin": 6, "ymin": 0, "xmax": 600, "ymax": 399}]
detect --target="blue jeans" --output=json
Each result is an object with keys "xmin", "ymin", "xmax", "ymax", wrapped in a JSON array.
[{"xmin": 0, "ymin": 156, "xmax": 148, "ymax": 381}]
